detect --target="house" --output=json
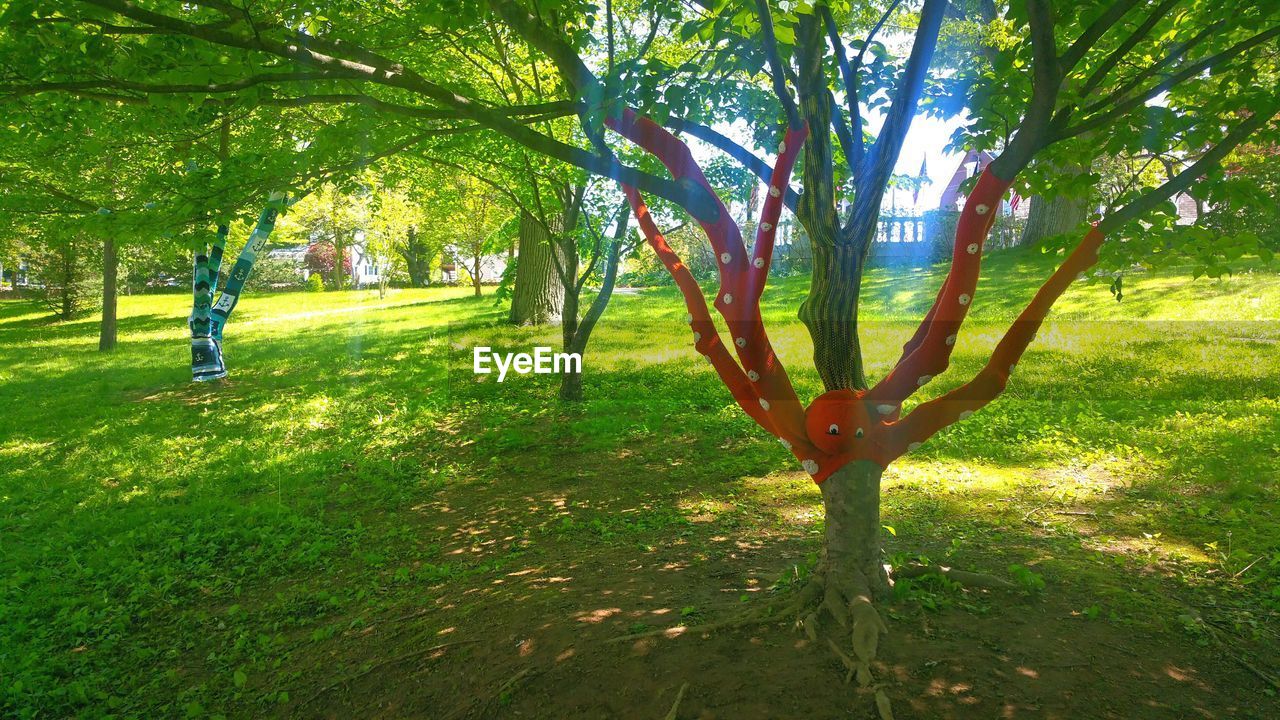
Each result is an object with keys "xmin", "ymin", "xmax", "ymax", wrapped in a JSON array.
[{"xmin": 349, "ymin": 231, "xmax": 382, "ymax": 287}]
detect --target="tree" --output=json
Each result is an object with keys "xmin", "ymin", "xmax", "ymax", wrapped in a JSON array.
[
  {"xmin": 302, "ymin": 241, "xmax": 352, "ymax": 287},
  {"xmin": 285, "ymin": 184, "xmax": 367, "ymax": 290},
  {"xmin": 439, "ymin": 174, "xmax": 510, "ymax": 297},
  {"xmin": 31, "ymin": 229, "xmax": 101, "ymax": 320},
  {"xmin": 1020, "ymin": 191, "xmax": 1090, "ymax": 246},
  {"xmin": 4, "ymin": 2, "xmax": 1279, "ymax": 706},
  {"xmin": 396, "ymin": 225, "xmax": 433, "ymax": 287},
  {"xmin": 508, "ymin": 212, "xmax": 567, "ymax": 325}
]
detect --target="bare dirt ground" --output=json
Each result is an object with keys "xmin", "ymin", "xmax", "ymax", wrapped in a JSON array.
[{"xmin": 288, "ymin": 452, "xmax": 1278, "ymax": 720}]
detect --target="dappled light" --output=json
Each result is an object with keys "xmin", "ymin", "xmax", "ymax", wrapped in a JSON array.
[{"xmin": 5, "ymin": 0, "xmax": 1280, "ymax": 717}]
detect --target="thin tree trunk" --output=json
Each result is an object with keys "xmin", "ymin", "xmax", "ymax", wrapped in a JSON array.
[
  {"xmin": 401, "ymin": 226, "xmax": 430, "ymax": 287},
  {"xmin": 814, "ymin": 459, "xmax": 889, "ymax": 682},
  {"xmin": 557, "ymin": 234, "xmax": 581, "ymax": 401},
  {"xmin": 99, "ymin": 235, "xmax": 118, "ymax": 351},
  {"xmin": 509, "ymin": 211, "xmax": 565, "ymax": 325},
  {"xmin": 59, "ymin": 241, "xmax": 75, "ymax": 321},
  {"xmin": 472, "ymin": 255, "xmax": 483, "ymax": 296},
  {"xmin": 334, "ymin": 239, "xmax": 347, "ymax": 290}
]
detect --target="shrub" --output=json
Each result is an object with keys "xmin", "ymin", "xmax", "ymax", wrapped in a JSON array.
[{"xmin": 305, "ymin": 273, "xmax": 324, "ymax": 292}]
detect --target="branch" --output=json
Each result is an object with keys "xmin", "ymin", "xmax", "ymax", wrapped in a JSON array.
[
  {"xmin": 1059, "ymin": 0, "xmax": 1144, "ymax": 72},
  {"xmin": 1078, "ymin": 18, "xmax": 1226, "ymax": 117},
  {"xmin": 847, "ymin": 0, "xmax": 946, "ymax": 237},
  {"xmin": 1074, "ymin": 0, "xmax": 1180, "ymax": 99},
  {"xmin": 856, "ymin": 0, "xmax": 946, "ymax": 185},
  {"xmin": 818, "ymin": 3, "xmax": 862, "ymax": 171},
  {"xmin": 1099, "ymin": 107, "xmax": 1275, "ymax": 232},
  {"xmin": 0, "ymin": 72, "xmax": 360, "ymax": 98},
  {"xmin": 988, "ymin": 0, "xmax": 1061, "ymax": 179},
  {"xmin": 886, "ymin": 107, "xmax": 1276, "ymax": 460},
  {"xmin": 662, "ymin": 116, "xmax": 800, "ymax": 211},
  {"xmin": 77, "ymin": 0, "xmax": 722, "ymax": 223},
  {"xmin": 608, "ymin": 108, "xmax": 824, "ymax": 473},
  {"xmin": 1057, "ymin": 25, "xmax": 1280, "ymax": 142},
  {"xmin": 570, "ymin": 201, "xmax": 630, "ymax": 354},
  {"xmin": 755, "ymin": 0, "xmax": 801, "ymax": 127},
  {"xmin": 852, "ymin": 0, "xmax": 903, "ymax": 68}
]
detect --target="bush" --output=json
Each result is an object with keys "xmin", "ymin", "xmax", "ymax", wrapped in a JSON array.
[{"xmin": 305, "ymin": 274, "xmax": 324, "ymax": 292}]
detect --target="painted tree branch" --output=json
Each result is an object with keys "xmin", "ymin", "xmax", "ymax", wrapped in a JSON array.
[
  {"xmin": 883, "ymin": 107, "xmax": 1276, "ymax": 459},
  {"xmin": 662, "ymin": 116, "xmax": 800, "ymax": 211},
  {"xmin": 607, "ymin": 108, "xmax": 835, "ymax": 473},
  {"xmin": 864, "ymin": 169, "xmax": 1010, "ymax": 414}
]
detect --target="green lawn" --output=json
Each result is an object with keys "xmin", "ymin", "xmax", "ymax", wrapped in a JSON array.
[{"xmin": 2, "ymin": 248, "xmax": 1278, "ymax": 718}]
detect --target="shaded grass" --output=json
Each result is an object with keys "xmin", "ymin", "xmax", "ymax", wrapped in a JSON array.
[{"xmin": 1, "ymin": 249, "xmax": 1278, "ymax": 718}]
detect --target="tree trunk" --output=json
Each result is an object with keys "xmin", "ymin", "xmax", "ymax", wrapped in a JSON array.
[
  {"xmin": 401, "ymin": 226, "xmax": 430, "ymax": 287},
  {"xmin": 798, "ymin": 241, "xmax": 869, "ymax": 391},
  {"xmin": 333, "ymin": 239, "xmax": 348, "ymax": 290},
  {"xmin": 820, "ymin": 460, "xmax": 889, "ymax": 601},
  {"xmin": 472, "ymin": 255, "xmax": 483, "ymax": 296},
  {"xmin": 814, "ymin": 459, "xmax": 889, "ymax": 682},
  {"xmin": 509, "ymin": 211, "xmax": 565, "ymax": 325},
  {"xmin": 1020, "ymin": 192, "xmax": 1090, "ymax": 246},
  {"xmin": 557, "ymin": 234, "xmax": 582, "ymax": 401},
  {"xmin": 99, "ymin": 236, "xmax": 118, "ymax": 351},
  {"xmin": 58, "ymin": 240, "xmax": 76, "ymax": 321},
  {"xmin": 558, "ymin": 362, "xmax": 583, "ymax": 402}
]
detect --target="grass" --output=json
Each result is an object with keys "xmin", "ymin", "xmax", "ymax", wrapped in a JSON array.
[{"xmin": 1, "ymin": 247, "xmax": 1278, "ymax": 718}]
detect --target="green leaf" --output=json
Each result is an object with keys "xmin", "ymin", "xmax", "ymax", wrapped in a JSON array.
[{"xmin": 232, "ymin": 669, "xmax": 247, "ymax": 688}]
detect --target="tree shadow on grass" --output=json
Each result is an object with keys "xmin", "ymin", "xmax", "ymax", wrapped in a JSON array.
[{"xmin": 280, "ymin": 363, "xmax": 1278, "ymax": 718}]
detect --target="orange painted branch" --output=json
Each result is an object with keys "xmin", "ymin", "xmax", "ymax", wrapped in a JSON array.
[
  {"xmin": 607, "ymin": 110, "xmax": 824, "ymax": 471},
  {"xmin": 746, "ymin": 125, "xmax": 807, "ymax": 302},
  {"xmin": 867, "ymin": 169, "xmax": 1011, "ymax": 414},
  {"xmin": 882, "ymin": 226, "xmax": 1106, "ymax": 461},
  {"xmin": 622, "ymin": 186, "xmax": 776, "ymax": 432}
]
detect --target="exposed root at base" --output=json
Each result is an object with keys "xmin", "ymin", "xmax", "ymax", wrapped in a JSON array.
[
  {"xmin": 298, "ymin": 639, "xmax": 479, "ymax": 708},
  {"xmin": 790, "ymin": 562, "xmax": 895, "ymax": 720},
  {"xmin": 663, "ymin": 682, "xmax": 689, "ymax": 720},
  {"xmin": 893, "ymin": 563, "xmax": 1015, "ymax": 589}
]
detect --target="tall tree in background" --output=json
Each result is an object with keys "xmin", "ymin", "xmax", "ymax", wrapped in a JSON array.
[
  {"xmin": 509, "ymin": 212, "xmax": 567, "ymax": 325},
  {"xmin": 1018, "ymin": 162, "xmax": 1092, "ymax": 246}
]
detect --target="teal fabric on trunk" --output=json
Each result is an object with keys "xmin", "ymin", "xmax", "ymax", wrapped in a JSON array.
[{"xmin": 190, "ymin": 193, "xmax": 286, "ymax": 382}]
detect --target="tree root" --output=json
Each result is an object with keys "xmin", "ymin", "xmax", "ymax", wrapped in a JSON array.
[
  {"xmin": 664, "ymin": 682, "xmax": 689, "ymax": 720},
  {"xmin": 442, "ymin": 663, "xmax": 543, "ymax": 720},
  {"xmin": 606, "ymin": 581, "xmax": 822, "ymax": 644},
  {"xmin": 604, "ymin": 609, "xmax": 783, "ymax": 644},
  {"xmin": 892, "ymin": 563, "xmax": 1015, "ymax": 589},
  {"xmin": 299, "ymin": 638, "xmax": 479, "ymax": 708},
  {"xmin": 794, "ymin": 562, "xmax": 889, "ymax": 692}
]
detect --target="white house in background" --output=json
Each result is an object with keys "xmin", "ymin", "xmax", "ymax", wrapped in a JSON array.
[
  {"xmin": 442, "ymin": 244, "xmax": 507, "ymax": 285},
  {"xmin": 349, "ymin": 231, "xmax": 382, "ymax": 287},
  {"xmin": 266, "ymin": 245, "xmax": 311, "ymax": 279}
]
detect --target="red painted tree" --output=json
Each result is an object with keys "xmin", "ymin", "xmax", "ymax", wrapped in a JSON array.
[{"xmin": 607, "ymin": 104, "xmax": 1272, "ymax": 693}]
